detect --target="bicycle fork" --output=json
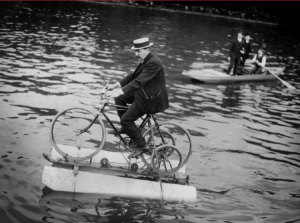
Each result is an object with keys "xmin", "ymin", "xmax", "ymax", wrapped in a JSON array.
[{"xmin": 77, "ymin": 114, "xmax": 100, "ymax": 135}]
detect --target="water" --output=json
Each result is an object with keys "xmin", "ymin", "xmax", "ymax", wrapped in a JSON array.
[{"xmin": 1, "ymin": 2, "xmax": 300, "ymax": 222}]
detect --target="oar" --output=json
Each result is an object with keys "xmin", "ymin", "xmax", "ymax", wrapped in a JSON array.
[{"xmin": 266, "ymin": 67, "xmax": 295, "ymax": 90}]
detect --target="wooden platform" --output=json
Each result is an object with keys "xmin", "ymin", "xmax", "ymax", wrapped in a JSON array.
[
  {"xmin": 42, "ymin": 146, "xmax": 196, "ymax": 202},
  {"xmin": 42, "ymin": 166, "xmax": 197, "ymax": 202}
]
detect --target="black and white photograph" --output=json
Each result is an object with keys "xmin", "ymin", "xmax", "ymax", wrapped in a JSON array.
[{"xmin": 0, "ymin": 1, "xmax": 299, "ymax": 222}]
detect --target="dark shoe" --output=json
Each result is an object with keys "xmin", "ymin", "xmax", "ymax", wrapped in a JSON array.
[
  {"xmin": 127, "ymin": 141, "xmax": 150, "ymax": 159},
  {"xmin": 127, "ymin": 147, "xmax": 149, "ymax": 159},
  {"xmin": 128, "ymin": 142, "xmax": 149, "ymax": 150},
  {"xmin": 127, "ymin": 149, "xmax": 144, "ymax": 159},
  {"xmin": 108, "ymin": 127, "xmax": 125, "ymax": 135},
  {"xmin": 127, "ymin": 138, "xmax": 147, "ymax": 148}
]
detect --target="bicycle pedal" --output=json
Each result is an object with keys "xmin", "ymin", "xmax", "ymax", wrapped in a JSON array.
[
  {"xmin": 128, "ymin": 150, "xmax": 144, "ymax": 159},
  {"xmin": 127, "ymin": 154, "xmax": 140, "ymax": 159}
]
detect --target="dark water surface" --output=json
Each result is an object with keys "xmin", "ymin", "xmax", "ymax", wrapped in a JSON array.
[{"xmin": 1, "ymin": 2, "xmax": 300, "ymax": 223}]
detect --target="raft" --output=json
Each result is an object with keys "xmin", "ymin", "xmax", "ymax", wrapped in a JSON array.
[{"xmin": 42, "ymin": 146, "xmax": 197, "ymax": 203}]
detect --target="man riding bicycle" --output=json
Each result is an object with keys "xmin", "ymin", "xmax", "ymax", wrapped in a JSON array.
[{"xmin": 105, "ymin": 37, "xmax": 169, "ymax": 158}]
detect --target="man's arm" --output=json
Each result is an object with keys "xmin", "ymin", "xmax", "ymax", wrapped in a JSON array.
[
  {"xmin": 105, "ymin": 70, "xmax": 135, "ymax": 92},
  {"xmin": 250, "ymin": 54, "xmax": 257, "ymax": 63},
  {"xmin": 256, "ymin": 56, "xmax": 266, "ymax": 68},
  {"xmin": 228, "ymin": 40, "xmax": 234, "ymax": 60},
  {"xmin": 249, "ymin": 42, "xmax": 252, "ymax": 54},
  {"xmin": 122, "ymin": 60, "xmax": 161, "ymax": 95}
]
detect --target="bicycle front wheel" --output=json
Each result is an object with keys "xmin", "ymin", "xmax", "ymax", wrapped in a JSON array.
[{"xmin": 50, "ymin": 107, "xmax": 106, "ymax": 161}]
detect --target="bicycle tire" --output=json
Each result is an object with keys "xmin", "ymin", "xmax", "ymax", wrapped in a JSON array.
[
  {"xmin": 140, "ymin": 130, "xmax": 175, "ymax": 168},
  {"xmin": 50, "ymin": 107, "xmax": 106, "ymax": 161},
  {"xmin": 142, "ymin": 122, "xmax": 192, "ymax": 168},
  {"xmin": 151, "ymin": 145, "xmax": 182, "ymax": 177}
]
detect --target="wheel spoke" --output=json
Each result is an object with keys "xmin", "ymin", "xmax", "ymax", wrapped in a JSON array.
[
  {"xmin": 141, "ymin": 123, "xmax": 192, "ymax": 169},
  {"xmin": 151, "ymin": 145, "xmax": 182, "ymax": 177},
  {"xmin": 50, "ymin": 108, "xmax": 106, "ymax": 161}
]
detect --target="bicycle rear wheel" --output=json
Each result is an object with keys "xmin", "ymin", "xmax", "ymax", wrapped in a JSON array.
[
  {"xmin": 142, "ymin": 122, "xmax": 192, "ymax": 167},
  {"xmin": 140, "ymin": 130, "xmax": 175, "ymax": 168},
  {"xmin": 50, "ymin": 107, "xmax": 106, "ymax": 161},
  {"xmin": 151, "ymin": 145, "xmax": 182, "ymax": 177}
]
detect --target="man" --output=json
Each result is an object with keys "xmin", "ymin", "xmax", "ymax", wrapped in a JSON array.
[
  {"xmin": 249, "ymin": 48, "xmax": 267, "ymax": 74},
  {"xmin": 106, "ymin": 37, "xmax": 169, "ymax": 158},
  {"xmin": 240, "ymin": 33, "xmax": 252, "ymax": 66},
  {"xmin": 227, "ymin": 32, "xmax": 245, "ymax": 76}
]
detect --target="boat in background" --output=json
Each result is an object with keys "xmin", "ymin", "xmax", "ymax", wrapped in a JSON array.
[{"xmin": 183, "ymin": 62, "xmax": 285, "ymax": 84}]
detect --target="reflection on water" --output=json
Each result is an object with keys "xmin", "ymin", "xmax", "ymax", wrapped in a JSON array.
[
  {"xmin": 40, "ymin": 189, "xmax": 195, "ymax": 223},
  {"xmin": 0, "ymin": 1, "xmax": 300, "ymax": 223}
]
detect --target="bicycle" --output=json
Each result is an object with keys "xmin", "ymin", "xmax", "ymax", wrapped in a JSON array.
[{"xmin": 50, "ymin": 88, "xmax": 192, "ymax": 176}]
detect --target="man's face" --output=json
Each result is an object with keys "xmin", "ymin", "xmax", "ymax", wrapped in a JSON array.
[
  {"xmin": 245, "ymin": 35, "xmax": 250, "ymax": 41},
  {"xmin": 258, "ymin": 50, "xmax": 263, "ymax": 56},
  {"xmin": 135, "ymin": 48, "xmax": 149, "ymax": 60},
  {"xmin": 237, "ymin": 33, "xmax": 243, "ymax": 40}
]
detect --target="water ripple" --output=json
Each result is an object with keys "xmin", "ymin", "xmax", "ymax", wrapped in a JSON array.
[{"xmin": 1, "ymin": 2, "xmax": 300, "ymax": 223}]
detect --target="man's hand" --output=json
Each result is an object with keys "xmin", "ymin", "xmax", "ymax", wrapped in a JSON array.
[
  {"xmin": 105, "ymin": 83, "xmax": 117, "ymax": 91},
  {"xmin": 107, "ymin": 88, "xmax": 124, "ymax": 98}
]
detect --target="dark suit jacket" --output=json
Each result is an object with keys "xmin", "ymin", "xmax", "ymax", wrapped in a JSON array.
[
  {"xmin": 243, "ymin": 40, "xmax": 252, "ymax": 59},
  {"xmin": 119, "ymin": 52, "xmax": 169, "ymax": 114},
  {"xmin": 228, "ymin": 38, "xmax": 245, "ymax": 58}
]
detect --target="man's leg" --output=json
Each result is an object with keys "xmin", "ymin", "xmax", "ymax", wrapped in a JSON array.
[
  {"xmin": 227, "ymin": 57, "xmax": 234, "ymax": 75},
  {"xmin": 120, "ymin": 101, "xmax": 146, "ymax": 148},
  {"xmin": 255, "ymin": 67, "xmax": 265, "ymax": 74},
  {"xmin": 249, "ymin": 66, "xmax": 257, "ymax": 74},
  {"xmin": 233, "ymin": 56, "xmax": 240, "ymax": 75},
  {"xmin": 114, "ymin": 93, "xmax": 134, "ymax": 119},
  {"xmin": 110, "ymin": 93, "xmax": 134, "ymax": 134},
  {"xmin": 240, "ymin": 55, "xmax": 246, "ymax": 66}
]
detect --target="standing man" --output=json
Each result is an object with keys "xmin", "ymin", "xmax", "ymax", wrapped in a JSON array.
[
  {"xmin": 106, "ymin": 37, "xmax": 169, "ymax": 158},
  {"xmin": 240, "ymin": 32, "xmax": 252, "ymax": 66},
  {"xmin": 227, "ymin": 32, "xmax": 245, "ymax": 76}
]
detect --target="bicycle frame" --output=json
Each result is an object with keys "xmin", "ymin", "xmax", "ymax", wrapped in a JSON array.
[{"xmin": 79, "ymin": 97, "xmax": 166, "ymax": 147}]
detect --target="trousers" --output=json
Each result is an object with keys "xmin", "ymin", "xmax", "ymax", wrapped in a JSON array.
[
  {"xmin": 240, "ymin": 55, "xmax": 248, "ymax": 66},
  {"xmin": 114, "ymin": 93, "xmax": 146, "ymax": 146},
  {"xmin": 227, "ymin": 54, "xmax": 240, "ymax": 75},
  {"xmin": 250, "ymin": 66, "xmax": 266, "ymax": 75}
]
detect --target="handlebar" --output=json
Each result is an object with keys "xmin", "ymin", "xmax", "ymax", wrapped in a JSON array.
[
  {"xmin": 100, "ymin": 87, "xmax": 111, "ymax": 101},
  {"xmin": 99, "ymin": 86, "xmax": 129, "ymax": 112}
]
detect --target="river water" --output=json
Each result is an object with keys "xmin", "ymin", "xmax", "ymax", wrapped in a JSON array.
[{"xmin": 1, "ymin": 2, "xmax": 300, "ymax": 223}]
